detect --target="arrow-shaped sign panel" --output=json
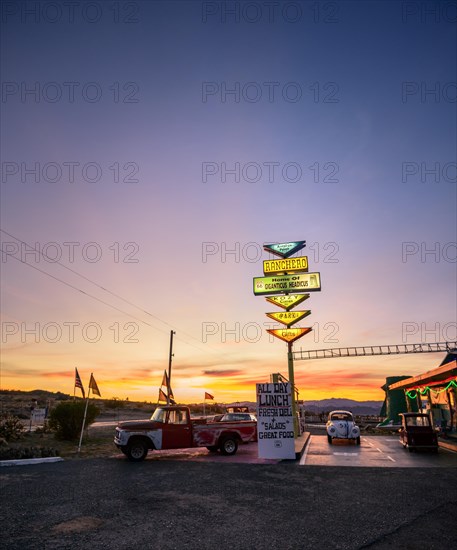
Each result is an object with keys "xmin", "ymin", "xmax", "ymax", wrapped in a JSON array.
[
  {"xmin": 267, "ymin": 327, "xmax": 312, "ymax": 343},
  {"xmin": 253, "ymin": 272, "xmax": 321, "ymax": 296},
  {"xmin": 265, "ymin": 294, "xmax": 310, "ymax": 311},
  {"xmin": 263, "ymin": 241, "xmax": 306, "ymax": 259},
  {"xmin": 266, "ymin": 310, "xmax": 311, "ymax": 327}
]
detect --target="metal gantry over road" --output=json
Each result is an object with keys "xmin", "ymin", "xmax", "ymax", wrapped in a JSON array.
[{"xmin": 293, "ymin": 341, "xmax": 457, "ymax": 361}]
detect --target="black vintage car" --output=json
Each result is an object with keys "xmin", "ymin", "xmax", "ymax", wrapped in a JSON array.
[{"xmin": 399, "ymin": 413, "xmax": 439, "ymax": 452}]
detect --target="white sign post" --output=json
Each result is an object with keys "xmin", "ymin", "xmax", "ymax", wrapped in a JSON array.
[
  {"xmin": 31, "ymin": 408, "xmax": 46, "ymax": 425},
  {"xmin": 256, "ymin": 382, "xmax": 296, "ymax": 459}
]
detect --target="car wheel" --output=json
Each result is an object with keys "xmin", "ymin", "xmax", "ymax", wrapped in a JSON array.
[
  {"xmin": 220, "ymin": 436, "xmax": 238, "ymax": 456},
  {"xmin": 327, "ymin": 435, "xmax": 332, "ymax": 444},
  {"xmin": 126, "ymin": 440, "xmax": 148, "ymax": 462},
  {"xmin": 356, "ymin": 436, "xmax": 360, "ymax": 445},
  {"xmin": 206, "ymin": 446, "xmax": 218, "ymax": 452}
]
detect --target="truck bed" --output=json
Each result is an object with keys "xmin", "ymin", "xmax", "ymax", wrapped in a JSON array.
[{"xmin": 191, "ymin": 419, "xmax": 257, "ymax": 446}]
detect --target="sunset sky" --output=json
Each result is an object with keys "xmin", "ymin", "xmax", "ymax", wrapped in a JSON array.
[{"xmin": 1, "ymin": 1, "xmax": 456, "ymax": 404}]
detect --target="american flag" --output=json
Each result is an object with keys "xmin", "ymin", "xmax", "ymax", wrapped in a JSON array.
[{"xmin": 74, "ymin": 368, "xmax": 85, "ymax": 398}]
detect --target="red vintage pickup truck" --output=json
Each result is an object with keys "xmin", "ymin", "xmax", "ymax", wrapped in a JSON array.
[{"xmin": 114, "ymin": 405, "xmax": 257, "ymax": 461}]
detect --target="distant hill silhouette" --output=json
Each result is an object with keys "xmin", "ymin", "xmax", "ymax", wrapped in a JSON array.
[
  {"xmin": 1, "ymin": 390, "xmax": 383, "ymax": 415},
  {"xmin": 225, "ymin": 398, "xmax": 383, "ymax": 416}
]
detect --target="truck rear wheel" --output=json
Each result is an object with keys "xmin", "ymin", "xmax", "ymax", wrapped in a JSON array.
[
  {"xmin": 220, "ymin": 436, "xmax": 238, "ymax": 456},
  {"xmin": 126, "ymin": 440, "xmax": 148, "ymax": 462}
]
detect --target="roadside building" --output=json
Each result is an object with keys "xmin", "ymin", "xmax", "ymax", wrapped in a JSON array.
[{"xmin": 388, "ymin": 353, "xmax": 457, "ymax": 449}]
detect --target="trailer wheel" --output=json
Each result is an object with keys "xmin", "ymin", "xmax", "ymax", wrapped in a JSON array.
[
  {"xmin": 126, "ymin": 439, "xmax": 148, "ymax": 462},
  {"xmin": 220, "ymin": 436, "xmax": 238, "ymax": 456},
  {"xmin": 206, "ymin": 446, "xmax": 218, "ymax": 452}
]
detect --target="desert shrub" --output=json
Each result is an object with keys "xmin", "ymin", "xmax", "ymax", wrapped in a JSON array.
[
  {"xmin": 48, "ymin": 401, "xmax": 99, "ymax": 441},
  {"xmin": 34, "ymin": 421, "xmax": 52, "ymax": 435},
  {"xmin": 104, "ymin": 397, "xmax": 125, "ymax": 410},
  {"xmin": 0, "ymin": 414, "xmax": 25, "ymax": 442}
]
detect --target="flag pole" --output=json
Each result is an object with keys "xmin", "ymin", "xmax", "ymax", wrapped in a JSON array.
[
  {"xmin": 203, "ymin": 396, "xmax": 205, "ymax": 418},
  {"xmin": 77, "ymin": 376, "xmax": 92, "ymax": 453},
  {"xmin": 167, "ymin": 330, "xmax": 175, "ymax": 405}
]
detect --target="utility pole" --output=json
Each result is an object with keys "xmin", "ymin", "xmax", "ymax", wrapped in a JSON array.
[{"xmin": 167, "ymin": 330, "xmax": 176, "ymax": 405}]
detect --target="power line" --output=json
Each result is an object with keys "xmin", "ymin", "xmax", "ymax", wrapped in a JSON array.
[
  {"xmin": 1, "ymin": 249, "xmax": 163, "ymax": 331},
  {"xmin": 0, "ymin": 229, "xmax": 227, "ymax": 357}
]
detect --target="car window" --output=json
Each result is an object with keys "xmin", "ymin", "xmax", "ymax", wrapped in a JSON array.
[
  {"xmin": 405, "ymin": 416, "xmax": 430, "ymax": 427},
  {"xmin": 168, "ymin": 410, "xmax": 188, "ymax": 424},
  {"xmin": 330, "ymin": 413, "xmax": 352, "ymax": 421},
  {"xmin": 220, "ymin": 413, "xmax": 255, "ymax": 421},
  {"xmin": 151, "ymin": 408, "xmax": 167, "ymax": 423}
]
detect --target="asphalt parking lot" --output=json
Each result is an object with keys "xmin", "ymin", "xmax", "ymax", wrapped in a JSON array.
[
  {"xmin": 301, "ymin": 435, "xmax": 457, "ymax": 467},
  {"xmin": 2, "ymin": 455, "xmax": 457, "ymax": 550}
]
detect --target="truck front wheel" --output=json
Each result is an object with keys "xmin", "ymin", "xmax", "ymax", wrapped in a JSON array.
[
  {"xmin": 220, "ymin": 436, "xmax": 238, "ymax": 456},
  {"xmin": 126, "ymin": 440, "xmax": 148, "ymax": 462}
]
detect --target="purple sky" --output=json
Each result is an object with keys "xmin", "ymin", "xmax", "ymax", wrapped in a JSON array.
[{"xmin": 1, "ymin": 1, "xmax": 456, "ymax": 402}]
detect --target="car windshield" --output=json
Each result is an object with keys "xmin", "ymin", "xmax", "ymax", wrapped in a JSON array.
[
  {"xmin": 221, "ymin": 413, "xmax": 255, "ymax": 422},
  {"xmin": 150, "ymin": 408, "xmax": 167, "ymax": 423},
  {"xmin": 330, "ymin": 413, "xmax": 352, "ymax": 421}
]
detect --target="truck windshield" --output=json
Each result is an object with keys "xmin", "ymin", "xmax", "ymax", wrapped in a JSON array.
[{"xmin": 150, "ymin": 408, "xmax": 167, "ymax": 423}]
